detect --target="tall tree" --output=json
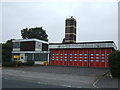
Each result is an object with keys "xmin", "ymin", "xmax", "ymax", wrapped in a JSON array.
[
  {"xmin": 21, "ymin": 27, "xmax": 48, "ymax": 41},
  {"xmin": 2, "ymin": 39, "xmax": 13, "ymax": 62}
]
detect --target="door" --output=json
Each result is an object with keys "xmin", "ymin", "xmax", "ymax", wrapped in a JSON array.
[
  {"xmin": 89, "ymin": 49, "xmax": 95, "ymax": 67},
  {"xmin": 82, "ymin": 49, "xmax": 89, "ymax": 67},
  {"xmin": 20, "ymin": 54, "xmax": 26, "ymax": 62}
]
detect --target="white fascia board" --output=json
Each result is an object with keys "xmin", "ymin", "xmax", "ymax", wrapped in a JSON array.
[
  {"xmin": 12, "ymin": 39, "xmax": 49, "ymax": 44},
  {"xmin": 49, "ymin": 43, "xmax": 116, "ymax": 49},
  {"xmin": 12, "ymin": 51, "xmax": 50, "ymax": 54}
]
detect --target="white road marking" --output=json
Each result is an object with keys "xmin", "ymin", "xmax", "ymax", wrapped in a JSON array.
[
  {"xmin": 61, "ymin": 85, "xmax": 72, "ymax": 87},
  {"xmin": 37, "ymin": 81, "xmax": 41, "ymax": 84}
]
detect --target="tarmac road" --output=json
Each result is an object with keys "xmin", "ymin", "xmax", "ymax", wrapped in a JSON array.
[
  {"xmin": 3, "ymin": 66, "xmax": 118, "ymax": 88},
  {"xmin": 2, "ymin": 77, "xmax": 68, "ymax": 88}
]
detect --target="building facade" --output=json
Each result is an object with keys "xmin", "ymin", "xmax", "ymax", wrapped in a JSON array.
[
  {"xmin": 12, "ymin": 17, "xmax": 117, "ymax": 67},
  {"xmin": 49, "ymin": 41, "xmax": 117, "ymax": 68},
  {"xmin": 12, "ymin": 39, "xmax": 49, "ymax": 65}
]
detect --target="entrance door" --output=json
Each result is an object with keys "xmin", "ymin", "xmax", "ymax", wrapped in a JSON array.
[{"xmin": 20, "ymin": 54, "xmax": 26, "ymax": 62}]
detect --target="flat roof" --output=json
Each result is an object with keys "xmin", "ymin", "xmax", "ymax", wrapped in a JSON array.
[
  {"xmin": 49, "ymin": 41, "xmax": 114, "ymax": 45},
  {"xmin": 49, "ymin": 41, "xmax": 117, "ymax": 50},
  {"xmin": 12, "ymin": 38, "xmax": 49, "ymax": 44}
]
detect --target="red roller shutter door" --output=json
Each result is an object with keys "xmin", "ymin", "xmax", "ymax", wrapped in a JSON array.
[
  {"xmin": 55, "ymin": 50, "xmax": 59, "ymax": 65},
  {"xmin": 82, "ymin": 49, "xmax": 89, "ymax": 67},
  {"xmin": 63, "ymin": 50, "xmax": 68, "ymax": 66},
  {"xmin": 78, "ymin": 49, "xmax": 83, "ymax": 67},
  {"xmin": 50, "ymin": 50, "xmax": 55, "ymax": 65},
  {"xmin": 59, "ymin": 50, "xmax": 63, "ymax": 66},
  {"xmin": 89, "ymin": 49, "xmax": 95, "ymax": 67},
  {"xmin": 100, "ymin": 49, "xmax": 106, "ymax": 67},
  {"xmin": 73, "ymin": 50, "xmax": 79, "ymax": 66},
  {"xmin": 68, "ymin": 50, "xmax": 74, "ymax": 66},
  {"xmin": 94, "ymin": 49, "xmax": 100, "ymax": 67},
  {"xmin": 105, "ymin": 49, "xmax": 112, "ymax": 67}
]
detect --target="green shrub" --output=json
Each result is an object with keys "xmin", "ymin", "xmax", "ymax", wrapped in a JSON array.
[
  {"xmin": 23, "ymin": 60, "xmax": 34, "ymax": 66},
  {"xmin": 2, "ymin": 61, "xmax": 23, "ymax": 67},
  {"xmin": 16, "ymin": 61, "xmax": 23, "ymax": 66},
  {"xmin": 108, "ymin": 50, "xmax": 120, "ymax": 77},
  {"xmin": 2, "ymin": 61, "xmax": 16, "ymax": 67}
]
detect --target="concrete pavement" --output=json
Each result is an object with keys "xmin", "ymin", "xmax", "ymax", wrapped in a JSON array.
[{"xmin": 94, "ymin": 71, "xmax": 119, "ymax": 88}]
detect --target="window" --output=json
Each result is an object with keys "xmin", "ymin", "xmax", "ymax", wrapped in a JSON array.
[
  {"xmin": 79, "ymin": 57, "xmax": 82, "ymax": 58},
  {"xmin": 107, "ymin": 54, "xmax": 109, "ymax": 56},
  {"xmin": 75, "ymin": 54, "xmax": 77, "ymax": 55},
  {"xmin": 84, "ymin": 57, "xmax": 87, "ymax": 58},
  {"xmin": 84, "ymin": 60, "xmax": 87, "ymax": 61},
  {"xmin": 56, "ymin": 57, "xmax": 58, "ymax": 58},
  {"xmin": 64, "ymin": 54, "xmax": 67, "ymax": 55},
  {"xmin": 70, "ymin": 54, "xmax": 72, "ymax": 55},
  {"xmin": 20, "ymin": 41, "xmax": 35, "ymax": 51},
  {"xmin": 56, "ymin": 54, "xmax": 59, "ymax": 55},
  {"xmin": 79, "ymin": 54, "xmax": 82, "ymax": 55},
  {"xmin": 52, "ymin": 59, "xmax": 54, "ymax": 60},
  {"xmin": 56, "ymin": 59, "xmax": 58, "ymax": 61},
  {"xmin": 91, "ymin": 60, "xmax": 94, "ymax": 62},
  {"xmin": 91, "ymin": 54, "xmax": 94, "ymax": 55},
  {"xmin": 60, "ymin": 57, "xmax": 62, "ymax": 58},
  {"xmin": 101, "ymin": 54, "xmax": 105, "ymax": 56},
  {"xmin": 74, "ymin": 60, "xmax": 77, "ymax": 61},
  {"xmin": 79, "ymin": 60, "xmax": 82, "ymax": 61},
  {"xmin": 102, "ymin": 57, "xmax": 105, "ymax": 59},
  {"xmin": 70, "ymin": 57, "xmax": 72, "ymax": 58},
  {"xmin": 96, "ymin": 57, "xmax": 99, "ymax": 59},
  {"xmin": 74, "ymin": 57, "xmax": 77, "ymax": 58},
  {"xmin": 96, "ymin": 54, "xmax": 99, "ymax": 56},
  {"xmin": 96, "ymin": 60, "xmax": 99, "ymax": 62},
  {"xmin": 52, "ymin": 54, "xmax": 54, "ymax": 55},
  {"xmin": 52, "ymin": 56, "xmax": 54, "ymax": 58},
  {"xmin": 60, "ymin": 54, "xmax": 63, "ymax": 55},
  {"xmin": 84, "ymin": 54, "xmax": 87, "ymax": 55},
  {"xmin": 42, "ymin": 43, "xmax": 48, "ymax": 51},
  {"xmin": 64, "ymin": 57, "xmax": 67, "ymax": 58},
  {"xmin": 70, "ymin": 60, "xmax": 72, "ymax": 61},
  {"xmin": 91, "ymin": 57, "xmax": 94, "ymax": 58},
  {"xmin": 101, "ymin": 60, "xmax": 105, "ymax": 62},
  {"xmin": 64, "ymin": 59, "xmax": 67, "ymax": 61},
  {"xmin": 13, "ymin": 42, "xmax": 20, "ymax": 48}
]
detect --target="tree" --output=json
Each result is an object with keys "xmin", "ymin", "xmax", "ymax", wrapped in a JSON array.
[
  {"xmin": 108, "ymin": 50, "xmax": 120, "ymax": 77},
  {"xmin": 21, "ymin": 27, "xmax": 48, "ymax": 41},
  {"xmin": 2, "ymin": 39, "xmax": 13, "ymax": 62}
]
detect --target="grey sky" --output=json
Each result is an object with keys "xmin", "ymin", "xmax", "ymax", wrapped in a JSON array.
[{"xmin": 1, "ymin": 0, "xmax": 118, "ymax": 48}]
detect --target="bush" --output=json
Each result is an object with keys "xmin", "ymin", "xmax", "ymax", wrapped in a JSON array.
[
  {"xmin": 16, "ymin": 61, "xmax": 23, "ymax": 66},
  {"xmin": 23, "ymin": 60, "xmax": 34, "ymax": 66},
  {"xmin": 43, "ymin": 61, "xmax": 48, "ymax": 66},
  {"xmin": 108, "ymin": 50, "xmax": 120, "ymax": 77},
  {"xmin": 2, "ymin": 61, "xmax": 23, "ymax": 67}
]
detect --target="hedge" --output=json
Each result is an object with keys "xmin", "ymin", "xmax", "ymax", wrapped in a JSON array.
[
  {"xmin": 23, "ymin": 60, "xmax": 34, "ymax": 66},
  {"xmin": 108, "ymin": 50, "xmax": 120, "ymax": 77}
]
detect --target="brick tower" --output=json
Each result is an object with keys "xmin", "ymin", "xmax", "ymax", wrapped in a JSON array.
[{"xmin": 63, "ymin": 16, "xmax": 76, "ymax": 43}]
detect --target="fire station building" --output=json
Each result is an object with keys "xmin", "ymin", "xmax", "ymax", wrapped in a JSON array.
[
  {"xmin": 12, "ymin": 16, "xmax": 117, "ymax": 68},
  {"xmin": 49, "ymin": 16, "xmax": 117, "ymax": 68},
  {"xmin": 49, "ymin": 41, "xmax": 117, "ymax": 68}
]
